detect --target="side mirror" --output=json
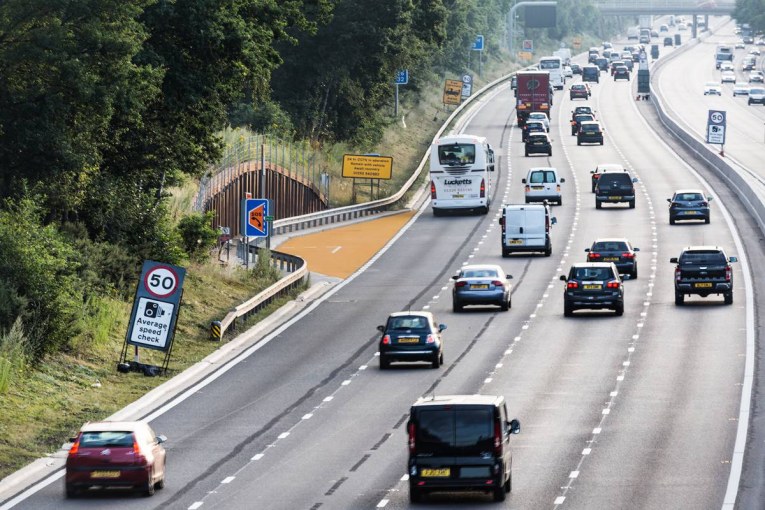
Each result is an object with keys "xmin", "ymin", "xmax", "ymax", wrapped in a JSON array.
[
  {"xmin": 634, "ymin": 247, "xmax": 640, "ymax": 252},
  {"xmin": 69, "ymin": 436, "xmax": 78, "ymax": 443},
  {"xmin": 667, "ymin": 198, "xmax": 671, "ymax": 202},
  {"xmin": 377, "ymin": 325, "xmax": 385, "ymax": 332},
  {"xmin": 560, "ymin": 178, "xmax": 566, "ymax": 183},
  {"xmin": 584, "ymin": 248, "xmax": 591, "ymax": 252},
  {"xmin": 156, "ymin": 435, "xmax": 167, "ymax": 444},
  {"xmin": 509, "ymin": 419, "xmax": 521, "ymax": 434},
  {"xmin": 521, "ymin": 178, "xmax": 527, "ymax": 184},
  {"xmin": 632, "ymin": 178, "xmax": 639, "ymax": 183},
  {"xmin": 506, "ymin": 274, "xmax": 513, "ymax": 280},
  {"xmin": 451, "ymin": 275, "xmax": 459, "ymax": 280},
  {"xmin": 729, "ymin": 256, "xmax": 738, "ymax": 263},
  {"xmin": 707, "ymin": 196, "xmax": 714, "ymax": 202},
  {"xmin": 559, "ymin": 275, "xmax": 567, "ymax": 281},
  {"xmin": 438, "ymin": 324, "xmax": 447, "ymax": 332},
  {"xmin": 622, "ymin": 274, "xmax": 631, "ymax": 280},
  {"xmin": 550, "ymin": 217, "xmax": 558, "ymax": 225},
  {"xmin": 669, "ymin": 257, "xmax": 679, "ymax": 263},
  {"xmin": 498, "ymin": 217, "xmax": 505, "ymax": 226},
  {"xmin": 590, "ymin": 170, "xmax": 596, "ymax": 174}
]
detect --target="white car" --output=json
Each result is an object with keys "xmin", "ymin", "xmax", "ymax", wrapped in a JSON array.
[
  {"xmin": 721, "ymin": 70, "xmax": 736, "ymax": 84},
  {"xmin": 720, "ymin": 62, "xmax": 735, "ymax": 72},
  {"xmin": 527, "ymin": 112, "xmax": 550, "ymax": 132},
  {"xmin": 563, "ymin": 65, "xmax": 573, "ymax": 78},
  {"xmin": 703, "ymin": 82, "xmax": 722, "ymax": 95},
  {"xmin": 749, "ymin": 71, "xmax": 764, "ymax": 83},
  {"xmin": 522, "ymin": 167, "xmax": 564, "ymax": 206},
  {"xmin": 749, "ymin": 87, "xmax": 765, "ymax": 105},
  {"xmin": 733, "ymin": 83, "xmax": 750, "ymax": 96},
  {"xmin": 749, "ymin": 48, "xmax": 762, "ymax": 56}
]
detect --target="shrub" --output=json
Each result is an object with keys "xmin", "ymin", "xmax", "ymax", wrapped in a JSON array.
[{"xmin": 177, "ymin": 211, "xmax": 219, "ymax": 262}]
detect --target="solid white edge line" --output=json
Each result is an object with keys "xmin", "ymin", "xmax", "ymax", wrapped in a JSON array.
[{"xmin": 634, "ymin": 74, "xmax": 755, "ymax": 510}]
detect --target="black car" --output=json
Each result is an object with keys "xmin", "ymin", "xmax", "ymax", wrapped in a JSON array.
[
  {"xmin": 570, "ymin": 63, "xmax": 582, "ymax": 74},
  {"xmin": 671, "ymin": 246, "xmax": 737, "ymax": 305},
  {"xmin": 668, "ymin": 189, "xmax": 712, "ymax": 224},
  {"xmin": 590, "ymin": 163, "xmax": 626, "ymax": 193},
  {"xmin": 378, "ymin": 311, "xmax": 446, "ymax": 369},
  {"xmin": 452, "ymin": 264, "xmax": 513, "ymax": 312},
  {"xmin": 577, "ymin": 121, "xmax": 604, "ymax": 145},
  {"xmin": 570, "ymin": 83, "xmax": 590, "ymax": 100},
  {"xmin": 595, "ymin": 170, "xmax": 638, "ymax": 208},
  {"xmin": 560, "ymin": 262, "xmax": 626, "ymax": 316},
  {"xmin": 582, "ymin": 65, "xmax": 600, "ymax": 83},
  {"xmin": 407, "ymin": 395, "xmax": 521, "ymax": 503},
  {"xmin": 594, "ymin": 57, "xmax": 609, "ymax": 72},
  {"xmin": 571, "ymin": 113, "xmax": 595, "ymax": 135},
  {"xmin": 664, "ymin": 36, "xmax": 673, "ymax": 46},
  {"xmin": 585, "ymin": 238, "xmax": 640, "ymax": 278},
  {"xmin": 522, "ymin": 120, "xmax": 545, "ymax": 142},
  {"xmin": 613, "ymin": 66, "xmax": 630, "ymax": 80},
  {"xmin": 525, "ymin": 132, "xmax": 552, "ymax": 157}
]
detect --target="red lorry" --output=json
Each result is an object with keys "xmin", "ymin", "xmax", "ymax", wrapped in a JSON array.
[{"xmin": 515, "ymin": 71, "xmax": 552, "ymax": 127}]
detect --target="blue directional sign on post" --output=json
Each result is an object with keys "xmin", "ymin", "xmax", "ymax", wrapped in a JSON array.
[
  {"xmin": 241, "ymin": 198, "xmax": 269, "ymax": 237},
  {"xmin": 706, "ymin": 109, "xmax": 726, "ymax": 144},
  {"xmin": 395, "ymin": 70, "xmax": 409, "ymax": 85},
  {"xmin": 472, "ymin": 35, "xmax": 485, "ymax": 51}
]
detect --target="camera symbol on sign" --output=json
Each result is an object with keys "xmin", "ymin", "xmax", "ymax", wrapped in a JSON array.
[{"xmin": 144, "ymin": 302, "xmax": 166, "ymax": 318}]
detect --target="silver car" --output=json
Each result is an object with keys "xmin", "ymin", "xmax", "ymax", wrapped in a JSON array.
[{"xmin": 452, "ymin": 264, "xmax": 513, "ymax": 312}]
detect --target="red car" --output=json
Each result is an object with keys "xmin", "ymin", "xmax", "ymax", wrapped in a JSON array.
[
  {"xmin": 65, "ymin": 421, "xmax": 167, "ymax": 497},
  {"xmin": 569, "ymin": 84, "xmax": 590, "ymax": 100}
]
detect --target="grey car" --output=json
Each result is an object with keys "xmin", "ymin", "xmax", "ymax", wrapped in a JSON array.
[
  {"xmin": 452, "ymin": 264, "xmax": 512, "ymax": 312},
  {"xmin": 668, "ymin": 189, "xmax": 712, "ymax": 224}
]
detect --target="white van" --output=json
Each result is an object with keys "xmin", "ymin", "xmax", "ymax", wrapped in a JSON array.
[
  {"xmin": 429, "ymin": 134, "xmax": 495, "ymax": 215},
  {"xmin": 498, "ymin": 204, "xmax": 556, "ymax": 257},
  {"xmin": 522, "ymin": 167, "xmax": 564, "ymax": 205}
]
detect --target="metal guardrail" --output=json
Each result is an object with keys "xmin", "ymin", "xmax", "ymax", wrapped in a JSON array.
[{"xmin": 214, "ymin": 69, "xmax": 519, "ymax": 341}]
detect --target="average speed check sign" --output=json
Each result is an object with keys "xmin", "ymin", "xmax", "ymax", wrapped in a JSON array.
[
  {"xmin": 706, "ymin": 109, "xmax": 726, "ymax": 144},
  {"xmin": 144, "ymin": 265, "xmax": 181, "ymax": 298}
]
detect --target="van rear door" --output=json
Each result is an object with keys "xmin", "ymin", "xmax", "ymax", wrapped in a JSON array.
[{"xmin": 524, "ymin": 207, "xmax": 546, "ymax": 248}]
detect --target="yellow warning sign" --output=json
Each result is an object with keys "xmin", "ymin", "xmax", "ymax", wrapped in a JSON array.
[
  {"xmin": 342, "ymin": 154, "xmax": 393, "ymax": 180},
  {"xmin": 443, "ymin": 79, "xmax": 463, "ymax": 105},
  {"xmin": 518, "ymin": 51, "xmax": 533, "ymax": 61}
]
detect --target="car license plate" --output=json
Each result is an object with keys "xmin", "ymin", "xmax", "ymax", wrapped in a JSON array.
[
  {"xmin": 603, "ymin": 257, "xmax": 619, "ymax": 261},
  {"xmin": 91, "ymin": 471, "xmax": 120, "ymax": 479},
  {"xmin": 452, "ymin": 194, "xmax": 464, "ymax": 198},
  {"xmin": 584, "ymin": 284, "xmax": 602, "ymax": 290},
  {"xmin": 397, "ymin": 337, "xmax": 419, "ymax": 343},
  {"xmin": 684, "ymin": 210, "xmax": 698, "ymax": 214},
  {"xmin": 535, "ymin": 142, "xmax": 544, "ymax": 145},
  {"xmin": 694, "ymin": 282, "xmax": 713, "ymax": 288},
  {"xmin": 509, "ymin": 240, "xmax": 523, "ymax": 245},
  {"xmin": 609, "ymin": 196, "xmax": 622, "ymax": 200},
  {"xmin": 531, "ymin": 186, "xmax": 543, "ymax": 190},
  {"xmin": 422, "ymin": 468, "xmax": 450, "ymax": 477},
  {"xmin": 471, "ymin": 284, "xmax": 489, "ymax": 289}
]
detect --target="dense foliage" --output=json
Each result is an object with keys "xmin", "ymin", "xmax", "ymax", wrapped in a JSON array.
[
  {"xmin": 732, "ymin": 0, "xmax": 765, "ymax": 32},
  {"xmin": 0, "ymin": 0, "xmax": 608, "ymax": 357}
]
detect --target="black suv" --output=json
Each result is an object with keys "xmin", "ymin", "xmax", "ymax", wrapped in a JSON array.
[
  {"xmin": 577, "ymin": 121, "xmax": 604, "ymax": 145},
  {"xmin": 595, "ymin": 171, "xmax": 638, "ymax": 208},
  {"xmin": 670, "ymin": 246, "xmax": 738, "ymax": 305},
  {"xmin": 560, "ymin": 262, "xmax": 627, "ymax": 316},
  {"xmin": 585, "ymin": 238, "xmax": 640, "ymax": 279},
  {"xmin": 525, "ymin": 132, "xmax": 552, "ymax": 157},
  {"xmin": 407, "ymin": 395, "xmax": 521, "ymax": 503}
]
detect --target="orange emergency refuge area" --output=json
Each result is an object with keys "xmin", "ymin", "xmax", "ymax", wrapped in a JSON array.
[{"xmin": 277, "ymin": 211, "xmax": 415, "ymax": 278}]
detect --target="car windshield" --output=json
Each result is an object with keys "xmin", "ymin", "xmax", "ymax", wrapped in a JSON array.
[
  {"xmin": 680, "ymin": 252, "xmax": 726, "ymax": 265},
  {"xmin": 80, "ymin": 431, "xmax": 135, "ymax": 448},
  {"xmin": 389, "ymin": 316, "xmax": 428, "ymax": 330},
  {"xmin": 573, "ymin": 267, "xmax": 612, "ymax": 281},
  {"xmin": 462, "ymin": 268, "xmax": 498, "ymax": 278},
  {"xmin": 416, "ymin": 409, "xmax": 494, "ymax": 454},
  {"xmin": 529, "ymin": 170, "xmax": 557, "ymax": 183},
  {"xmin": 438, "ymin": 143, "xmax": 476, "ymax": 166},
  {"xmin": 529, "ymin": 134, "xmax": 547, "ymax": 141},
  {"xmin": 750, "ymin": 88, "xmax": 765, "ymax": 94},
  {"xmin": 576, "ymin": 115, "xmax": 594, "ymax": 122},
  {"xmin": 600, "ymin": 173, "xmax": 631, "ymax": 185},
  {"xmin": 675, "ymin": 192, "xmax": 703, "ymax": 201},
  {"xmin": 582, "ymin": 124, "xmax": 600, "ymax": 132},
  {"xmin": 593, "ymin": 241, "xmax": 628, "ymax": 251}
]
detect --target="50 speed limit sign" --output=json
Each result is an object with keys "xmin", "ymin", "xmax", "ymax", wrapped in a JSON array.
[{"xmin": 144, "ymin": 265, "xmax": 181, "ymax": 298}]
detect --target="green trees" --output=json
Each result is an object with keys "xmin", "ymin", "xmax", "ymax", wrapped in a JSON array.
[{"xmin": 732, "ymin": 0, "xmax": 765, "ymax": 32}]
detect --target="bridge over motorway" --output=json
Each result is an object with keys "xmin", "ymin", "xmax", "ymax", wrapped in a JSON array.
[{"xmin": 595, "ymin": 0, "xmax": 735, "ymax": 15}]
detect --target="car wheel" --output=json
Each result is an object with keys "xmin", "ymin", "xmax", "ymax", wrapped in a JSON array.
[
  {"xmin": 669, "ymin": 217, "xmax": 675, "ymax": 225},
  {"xmin": 144, "ymin": 471, "xmax": 156, "ymax": 497},
  {"xmin": 558, "ymin": 197, "xmax": 563, "ymax": 206},
  {"xmin": 600, "ymin": 140, "xmax": 604, "ymax": 145},
  {"xmin": 502, "ymin": 248, "xmax": 510, "ymax": 258},
  {"xmin": 65, "ymin": 484, "xmax": 79, "ymax": 499},
  {"xmin": 724, "ymin": 292, "xmax": 733, "ymax": 305},
  {"xmin": 675, "ymin": 291, "xmax": 684, "ymax": 306},
  {"xmin": 493, "ymin": 485, "xmax": 507, "ymax": 502},
  {"xmin": 452, "ymin": 300, "xmax": 462, "ymax": 313},
  {"xmin": 564, "ymin": 302, "xmax": 574, "ymax": 317},
  {"xmin": 591, "ymin": 182, "xmax": 596, "ymax": 193},
  {"xmin": 525, "ymin": 151, "xmax": 529, "ymax": 157},
  {"xmin": 432, "ymin": 208, "xmax": 442, "ymax": 217},
  {"xmin": 629, "ymin": 199, "xmax": 635, "ymax": 209},
  {"xmin": 544, "ymin": 244, "xmax": 552, "ymax": 257},
  {"xmin": 577, "ymin": 140, "xmax": 582, "ymax": 146},
  {"xmin": 705, "ymin": 216, "xmax": 710, "ymax": 224},
  {"xmin": 615, "ymin": 301, "xmax": 624, "ymax": 316},
  {"xmin": 409, "ymin": 487, "xmax": 423, "ymax": 503},
  {"xmin": 500, "ymin": 299, "xmax": 509, "ymax": 312},
  {"xmin": 380, "ymin": 355, "xmax": 390, "ymax": 370},
  {"xmin": 431, "ymin": 352, "xmax": 441, "ymax": 369},
  {"xmin": 505, "ymin": 471, "xmax": 512, "ymax": 493},
  {"xmin": 749, "ymin": 99, "xmax": 752, "ymax": 105},
  {"xmin": 548, "ymin": 150, "xmax": 552, "ymax": 156},
  {"xmin": 596, "ymin": 201, "xmax": 602, "ymax": 209},
  {"xmin": 632, "ymin": 267, "xmax": 638, "ymax": 279}
]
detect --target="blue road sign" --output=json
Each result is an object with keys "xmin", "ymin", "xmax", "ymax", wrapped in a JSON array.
[
  {"xmin": 241, "ymin": 198, "xmax": 269, "ymax": 237},
  {"xmin": 395, "ymin": 70, "xmax": 409, "ymax": 85},
  {"xmin": 472, "ymin": 35, "xmax": 485, "ymax": 51}
]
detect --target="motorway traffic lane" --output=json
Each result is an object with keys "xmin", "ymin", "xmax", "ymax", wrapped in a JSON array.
[
  {"xmin": 276, "ymin": 211, "xmax": 416, "ymax": 278},
  {"xmin": 6, "ymin": 19, "xmax": 755, "ymax": 510}
]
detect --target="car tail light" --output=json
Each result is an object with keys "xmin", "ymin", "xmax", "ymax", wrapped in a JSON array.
[
  {"xmin": 588, "ymin": 252, "xmax": 601, "ymax": 260},
  {"xmin": 381, "ymin": 335, "xmax": 391, "ymax": 345},
  {"xmin": 493, "ymin": 421, "xmax": 503, "ymax": 456},
  {"xmin": 726, "ymin": 265, "xmax": 732, "ymax": 281},
  {"xmin": 426, "ymin": 334, "xmax": 436, "ymax": 344},
  {"xmin": 622, "ymin": 252, "xmax": 635, "ymax": 259},
  {"xmin": 408, "ymin": 422, "xmax": 416, "ymax": 454},
  {"xmin": 567, "ymin": 281, "xmax": 579, "ymax": 289},
  {"xmin": 556, "ymin": 184, "xmax": 561, "ymax": 192},
  {"xmin": 455, "ymin": 281, "xmax": 467, "ymax": 288},
  {"xmin": 492, "ymin": 280, "xmax": 504, "ymax": 287},
  {"xmin": 430, "ymin": 181, "xmax": 436, "ymax": 199},
  {"xmin": 480, "ymin": 178, "xmax": 486, "ymax": 198},
  {"xmin": 524, "ymin": 185, "xmax": 531, "ymax": 192},
  {"xmin": 701, "ymin": 201, "xmax": 708, "ymax": 207},
  {"xmin": 132, "ymin": 437, "xmax": 147, "ymax": 465},
  {"xmin": 675, "ymin": 267, "xmax": 682, "ymax": 282},
  {"xmin": 606, "ymin": 281, "xmax": 621, "ymax": 289},
  {"xmin": 68, "ymin": 436, "xmax": 81, "ymax": 457}
]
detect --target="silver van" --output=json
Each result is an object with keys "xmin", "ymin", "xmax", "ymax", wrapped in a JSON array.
[{"xmin": 499, "ymin": 204, "xmax": 556, "ymax": 257}]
